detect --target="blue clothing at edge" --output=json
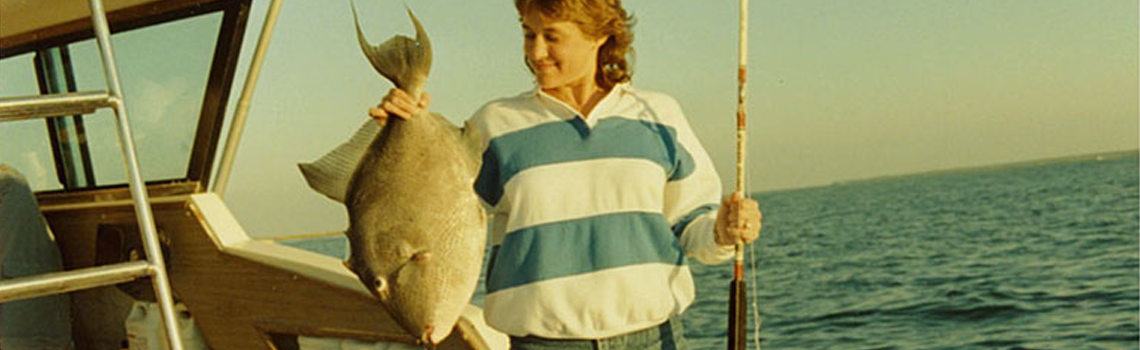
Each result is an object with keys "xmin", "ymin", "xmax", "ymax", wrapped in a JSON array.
[{"xmin": 0, "ymin": 164, "xmax": 73, "ymax": 350}]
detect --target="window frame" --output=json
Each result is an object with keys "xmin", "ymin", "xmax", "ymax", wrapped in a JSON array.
[{"xmin": 1, "ymin": 0, "xmax": 252, "ymax": 195}]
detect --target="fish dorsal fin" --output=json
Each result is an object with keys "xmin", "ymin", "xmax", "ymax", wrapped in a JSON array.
[
  {"xmin": 351, "ymin": 1, "xmax": 432, "ymax": 98},
  {"xmin": 298, "ymin": 120, "xmax": 381, "ymax": 203}
]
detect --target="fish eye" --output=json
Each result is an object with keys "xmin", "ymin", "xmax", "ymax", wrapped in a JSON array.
[{"xmin": 373, "ymin": 277, "xmax": 388, "ymax": 292}]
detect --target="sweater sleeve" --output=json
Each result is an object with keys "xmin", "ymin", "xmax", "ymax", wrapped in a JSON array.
[{"xmin": 657, "ymin": 96, "xmax": 736, "ymax": 265}]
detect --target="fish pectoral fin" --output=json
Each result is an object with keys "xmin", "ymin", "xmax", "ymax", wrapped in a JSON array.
[
  {"xmin": 298, "ymin": 120, "xmax": 381, "ymax": 203},
  {"xmin": 391, "ymin": 249, "xmax": 430, "ymax": 287},
  {"xmin": 411, "ymin": 251, "xmax": 431, "ymax": 264}
]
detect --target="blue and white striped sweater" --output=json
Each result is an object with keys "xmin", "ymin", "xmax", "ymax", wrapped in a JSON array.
[{"xmin": 463, "ymin": 83, "xmax": 733, "ymax": 338}]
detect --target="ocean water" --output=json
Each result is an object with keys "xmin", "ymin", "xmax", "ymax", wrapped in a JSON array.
[{"xmin": 285, "ymin": 154, "xmax": 1139, "ymax": 350}]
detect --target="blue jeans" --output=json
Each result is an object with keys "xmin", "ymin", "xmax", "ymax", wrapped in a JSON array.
[
  {"xmin": 508, "ymin": 319, "xmax": 690, "ymax": 350},
  {"xmin": 0, "ymin": 165, "xmax": 73, "ymax": 349}
]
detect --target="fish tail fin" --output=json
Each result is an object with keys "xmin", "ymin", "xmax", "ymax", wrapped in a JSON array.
[
  {"xmin": 352, "ymin": 1, "xmax": 432, "ymax": 98},
  {"xmin": 298, "ymin": 120, "xmax": 382, "ymax": 203}
]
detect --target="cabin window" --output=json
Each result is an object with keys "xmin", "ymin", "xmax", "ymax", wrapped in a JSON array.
[
  {"xmin": 0, "ymin": 13, "xmax": 223, "ymax": 191},
  {"xmin": 0, "ymin": 53, "xmax": 64, "ymax": 191}
]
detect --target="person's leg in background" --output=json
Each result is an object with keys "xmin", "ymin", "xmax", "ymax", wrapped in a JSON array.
[{"xmin": 0, "ymin": 164, "xmax": 74, "ymax": 350}]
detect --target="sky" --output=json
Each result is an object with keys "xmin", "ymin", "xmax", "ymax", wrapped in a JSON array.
[{"xmin": 2, "ymin": 1, "xmax": 1137, "ymax": 238}]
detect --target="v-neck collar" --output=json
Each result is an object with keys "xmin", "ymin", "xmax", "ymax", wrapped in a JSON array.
[{"xmin": 533, "ymin": 83, "xmax": 627, "ymax": 128}]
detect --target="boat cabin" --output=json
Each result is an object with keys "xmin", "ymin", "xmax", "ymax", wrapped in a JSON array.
[{"xmin": 0, "ymin": 1, "xmax": 501, "ymax": 349}]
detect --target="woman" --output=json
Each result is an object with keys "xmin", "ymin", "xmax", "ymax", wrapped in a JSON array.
[{"xmin": 370, "ymin": 0, "xmax": 761, "ymax": 349}]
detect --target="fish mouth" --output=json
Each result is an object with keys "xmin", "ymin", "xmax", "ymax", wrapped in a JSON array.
[
  {"xmin": 370, "ymin": 284, "xmax": 442, "ymax": 346},
  {"xmin": 374, "ymin": 297, "xmax": 434, "ymax": 345},
  {"xmin": 420, "ymin": 325, "xmax": 435, "ymax": 345}
]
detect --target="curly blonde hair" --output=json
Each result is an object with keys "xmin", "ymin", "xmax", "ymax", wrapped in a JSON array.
[{"xmin": 515, "ymin": 0, "xmax": 635, "ymax": 90}]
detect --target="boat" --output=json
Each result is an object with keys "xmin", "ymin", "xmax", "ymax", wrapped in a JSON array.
[{"xmin": 0, "ymin": 1, "xmax": 506, "ymax": 349}]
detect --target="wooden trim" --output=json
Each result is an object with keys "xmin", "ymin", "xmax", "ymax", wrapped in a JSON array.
[
  {"xmin": 35, "ymin": 181, "xmax": 200, "ymax": 209},
  {"xmin": 40, "ymin": 195, "xmax": 190, "ymax": 212},
  {"xmin": 257, "ymin": 231, "xmax": 345, "ymax": 242},
  {"xmin": 255, "ymin": 322, "xmax": 411, "ymax": 344}
]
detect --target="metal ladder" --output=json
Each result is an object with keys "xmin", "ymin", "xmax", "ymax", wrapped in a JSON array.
[{"xmin": 0, "ymin": 0, "xmax": 185, "ymax": 349}]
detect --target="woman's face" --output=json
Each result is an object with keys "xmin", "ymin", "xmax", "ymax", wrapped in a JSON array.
[{"xmin": 521, "ymin": 9, "xmax": 606, "ymax": 91}]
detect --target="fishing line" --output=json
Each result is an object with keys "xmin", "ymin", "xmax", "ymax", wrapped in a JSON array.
[
  {"xmin": 743, "ymin": 148, "xmax": 761, "ymax": 350},
  {"xmin": 748, "ymin": 188, "xmax": 761, "ymax": 350}
]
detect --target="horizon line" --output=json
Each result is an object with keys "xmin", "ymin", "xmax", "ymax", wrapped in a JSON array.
[{"xmin": 755, "ymin": 148, "xmax": 1139, "ymax": 195}]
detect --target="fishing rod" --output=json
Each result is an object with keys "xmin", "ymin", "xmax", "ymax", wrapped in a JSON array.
[{"xmin": 727, "ymin": 0, "xmax": 751, "ymax": 349}]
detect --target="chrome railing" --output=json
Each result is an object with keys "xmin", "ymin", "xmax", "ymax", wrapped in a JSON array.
[{"xmin": 0, "ymin": 1, "xmax": 185, "ymax": 349}]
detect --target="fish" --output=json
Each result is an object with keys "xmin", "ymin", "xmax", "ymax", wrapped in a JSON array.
[{"xmin": 297, "ymin": 3, "xmax": 486, "ymax": 346}]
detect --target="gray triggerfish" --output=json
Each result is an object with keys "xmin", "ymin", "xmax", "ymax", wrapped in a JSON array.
[{"xmin": 298, "ymin": 3, "xmax": 486, "ymax": 346}]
